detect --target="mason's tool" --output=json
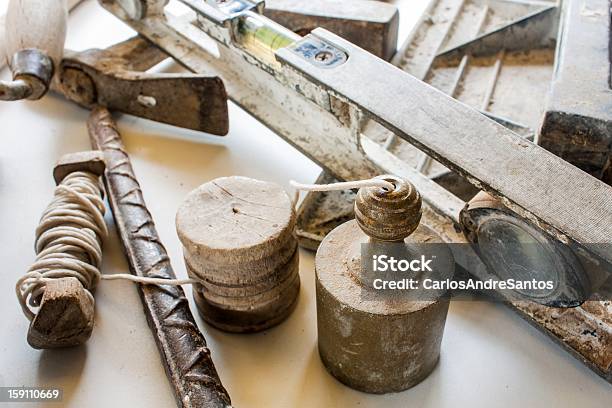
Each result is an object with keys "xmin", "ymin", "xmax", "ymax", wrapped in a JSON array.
[
  {"xmin": 53, "ymin": 0, "xmax": 399, "ymax": 134},
  {"xmin": 98, "ymin": 0, "xmax": 612, "ymax": 382},
  {"xmin": 461, "ymin": 191, "xmax": 594, "ymax": 308},
  {"xmin": 315, "ymin": 176, "xmax": 451, "ymax": 393},
  {"xmin": 461, "ymin": 191, "xmax": 612, "ymax": 381},
  {"xmin": 292, "ymin": 0, "xmax": 611, "ymax": 383},
  {"xmin": 296, "ymin": 0, "xmax": 560, "ymax": 250},
  {"xmin": 16, "ymin": 151, "xmax": 107, "ymax": 349},
  {"xmin": 176, "ymin": 176, "xmax": 300, "ymax": 333},
  {"xmin": 1, "ymin": 0, "xmax": 68, "ymax": 101},
  {"xmin": 88, "ymin": 107, "xmax": 231, "ymax": 408},
  {"xmin": 538, "ymin": 0, "xmax": 612, "ymax": 183},
  {"xmin": 16, "ymin": 106, "xmax": 232, "ymax": 400},
  {"xmin": 54, "ymin": 36, "xmax": 229, "ymax": 135},
  {"xmin": 46, "ymin": 18, "xmax": 396, "ymax": 396}
]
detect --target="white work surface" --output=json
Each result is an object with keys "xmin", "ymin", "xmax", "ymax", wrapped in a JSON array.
[{"xmin": 0, "ymin": 1, "xmax": 610, "ymax": 407}]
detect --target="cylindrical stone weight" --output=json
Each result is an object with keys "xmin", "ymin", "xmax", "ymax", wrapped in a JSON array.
[
  {"xmin": 316, "ymin": 221, "xmax": 449, "ymax": 393},
  {"xmin": 176, "ymin": 176, "xmax": 300, "ymax": 333},
  {"xmin": 315, "ymin": 175, "xmax": 450, "ymax": 393}
]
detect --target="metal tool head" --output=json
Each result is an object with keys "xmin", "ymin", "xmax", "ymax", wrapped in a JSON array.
[{"xmin": 54, "ymin": 36, "xmax": 229, "ymax": 135}]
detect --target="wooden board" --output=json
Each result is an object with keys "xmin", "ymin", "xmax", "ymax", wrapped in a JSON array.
[{"xmin": 278, "ymin": 28, "xmax": 612, "ymax": 263}]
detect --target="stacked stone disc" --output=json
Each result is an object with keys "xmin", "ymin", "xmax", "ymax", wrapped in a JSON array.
[{"xmin": 176, "ymin": 176, "xmax": 300, "ymax": 333}]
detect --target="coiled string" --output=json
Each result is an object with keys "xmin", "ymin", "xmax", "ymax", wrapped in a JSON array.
[{"xmin": 15, "ymin": 171, "xmax": 196, "ymax": 321}]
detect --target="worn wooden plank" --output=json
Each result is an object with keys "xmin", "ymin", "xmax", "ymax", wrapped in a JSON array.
[
  {"xmin": 538, "ymin": 0, "xmax": 612, "ymax": 180},
  {"xmin": 278, "ymin": 28, "xmax": 612, "ymax": 263}
]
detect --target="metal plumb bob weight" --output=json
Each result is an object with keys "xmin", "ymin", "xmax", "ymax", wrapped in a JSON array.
[{"xmin": 316, "ymin": 176, "xmax": 451, "ymax": 393}]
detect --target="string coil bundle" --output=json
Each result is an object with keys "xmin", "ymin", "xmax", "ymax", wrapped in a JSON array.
[{"xmin": 16, "ymin": 171, "xmax": 107, "ymax": 320}]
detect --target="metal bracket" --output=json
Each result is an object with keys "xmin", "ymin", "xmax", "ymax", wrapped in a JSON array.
[
  {"xmin": 289, "ymin": 36, "xmax": 348, "ymax": 69},
  {"xmin": 262, "ymin": 0, "xmax": 399, "ymax": 61},
  {"xmin": 180, "ymin": 0, "xmax": 263, "ymax": 25}
]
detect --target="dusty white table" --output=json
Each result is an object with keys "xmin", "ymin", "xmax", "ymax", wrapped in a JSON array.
[{"xmin": 0, "ymin": 1, "xmax": 610, "ymax": 407}]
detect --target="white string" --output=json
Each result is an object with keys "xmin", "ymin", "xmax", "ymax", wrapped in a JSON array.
[
  {"xmin": 16, "ymin": 172, "xmax": 108, "ymax": 321},
  {"xmin": 15, "ymin": 171, "xmax": 196, "ymax": 321},
  {"xmin": 290, "ymin": 178, "xmax": 394, "ymax": 192},
  {"xmin": 101, "ymin": 274, "xmax": 198, "ymax": 286},
  {"xmin": 290, "ymin": 177, "xmax": 395, "ymax": 208}
]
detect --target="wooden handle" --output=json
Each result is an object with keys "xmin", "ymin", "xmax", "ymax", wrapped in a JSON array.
[
  {"xmin": 5, "ymin": 0, "xmax": 67, "ymax": 68},
  {"xmin": 1, "ymin": 0, "xmax": 80, "ymax": 70},
  {"xmin": 1, "ymin": 0, "xmax": 68, "ymax": 99}
]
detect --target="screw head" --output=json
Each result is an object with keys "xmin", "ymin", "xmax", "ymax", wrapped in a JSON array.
[{"xmin": 315, "ymin": 50, "xmax": 333, "ymax": 63}]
